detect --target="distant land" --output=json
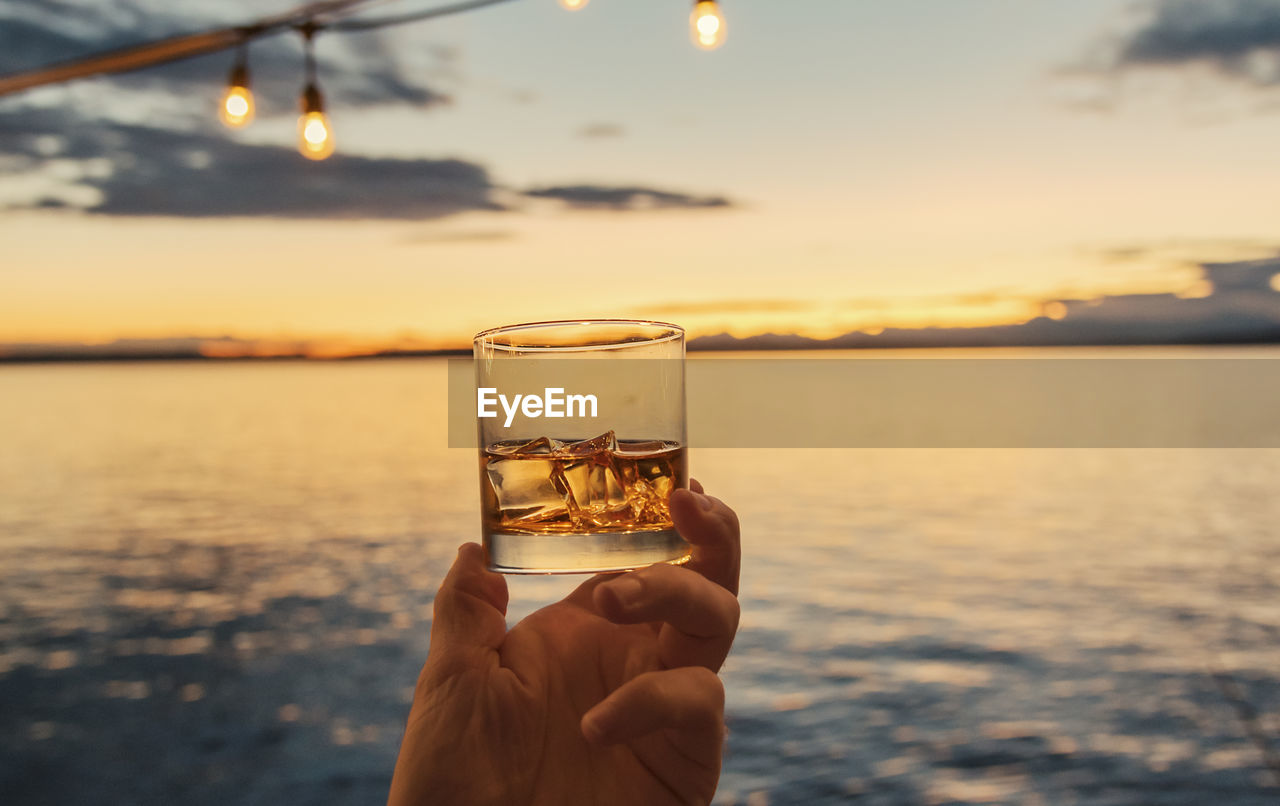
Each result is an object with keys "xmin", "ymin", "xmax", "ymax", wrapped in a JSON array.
[
  {"xmin": 0, "ymin": 344, "xmax": 472, "ymax": 363},
  {"xmin": 693, "ymin": 257, "xmax": 1280, "ymax": 351},
  {"xmin": 4, "ymin": 257, "xmax": 1279, "ymax": 363}
]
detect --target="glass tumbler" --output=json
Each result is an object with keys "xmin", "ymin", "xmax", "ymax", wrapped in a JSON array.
[{"xmin": 473, "ymin": 320, "xmax": 690, "ymax": 574}]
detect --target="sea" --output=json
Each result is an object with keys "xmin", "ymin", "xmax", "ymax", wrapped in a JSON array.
[{"xmin": 1, "ymin": 351, "xmax": 1278, "ymax": 805}]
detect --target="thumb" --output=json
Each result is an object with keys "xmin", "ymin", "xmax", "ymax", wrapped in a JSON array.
[{"xmin": 427, "ymin": 543, "xmax": 509, "ymax": 671}]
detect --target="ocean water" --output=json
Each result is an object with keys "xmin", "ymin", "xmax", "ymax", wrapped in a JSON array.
[{"xmin": 1, "ymin": 355, "xmax": 1278, "ymax": 805}]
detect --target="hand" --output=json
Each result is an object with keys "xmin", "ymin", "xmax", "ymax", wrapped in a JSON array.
[{"xmin": 388, "ymin": 480, "xmax": 741, "ymax": 806}]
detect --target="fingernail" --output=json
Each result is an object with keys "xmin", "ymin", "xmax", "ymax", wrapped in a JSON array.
[
  {"xmin": 606, "ymin": 576, "xmax": 643, "ymax": 608},
  {"xmin": 694, "ymin": 491, "xmax": 714, "ymax": 512}
]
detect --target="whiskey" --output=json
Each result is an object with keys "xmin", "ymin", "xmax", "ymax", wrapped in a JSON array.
[
  {"xmin": 482, "ymin": 431, "xmax": 686, "ymax": 532},
  {"xmin": 480, "ymin": 431, "xmax": 691, "ymax": 572}
]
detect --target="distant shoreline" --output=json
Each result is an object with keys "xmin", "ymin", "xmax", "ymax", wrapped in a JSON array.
[
  {"xmin": 3, "ymin": 337, "xmax": 1279, "ymax": 365},
  {"xmin": 0, "ymin": 349, "xmax": 470, "ymax": 365}
]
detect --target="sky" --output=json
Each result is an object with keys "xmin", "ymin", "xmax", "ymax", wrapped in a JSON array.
[{"xmin": 3, "ymin": 0, "xmax": 1280, "ymax": 353}]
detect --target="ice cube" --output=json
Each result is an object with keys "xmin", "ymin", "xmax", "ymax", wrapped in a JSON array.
[
  {"xmin": 584, "ymin": 503, "xmax": 636, "ymax": 529},
  {"xmin": 502, "ymin": 505, "xmax": 565, "ymax": 527},
  {"xmin": 553, "ymin": 431, "xmax": 617, "ymax": 458},
  {"xmin": 548, "ymin": 460, "xmax": 586, "ymax": 524},
  {"xmin": 626, "ymin": 477, "xmax": 653, "ymax": 519},
  {"xmin": 507, "ymin": 436, "xmax": 566, "ymax": 456},
  {"xmin": 486, "ymin": 456, "xmax": 564, "ymax": 517},
  {"xmin": 613, "ymin": 439, "xmax": 669, "ymax": 456}
]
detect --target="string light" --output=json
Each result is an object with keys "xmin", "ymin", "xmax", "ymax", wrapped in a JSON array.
[
  {"xmin": 690, "ymin": 0, "xmax": 726, "ymax": 51},
  {"xmin": 218, "ymin": 45, "xmax": 254, "ymax": 129},
  {"xmin": 297, "ymin": 26, "xmax": 334, "ymax": 160},
  {"xmin": 4, "ymin": 0, "xmax": 734, "ymax": 162}
]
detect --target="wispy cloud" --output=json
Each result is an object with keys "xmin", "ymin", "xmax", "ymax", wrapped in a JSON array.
[
  {"xmin": 1060, "ymin": 0, "xmax": 1280, "ymax": 108},
  {"xmin": 630, "ymin": 299, "xmax": 814, "ymax": 317},
  {"xmin": 1110, "ymin": 0, "xmax": 1280, "ymax": 87},
  {"xmin": 576, "ymin": 122, "xmax": 625, "ymax": 139},
  {"xmin": 525, "ymin": 185, "xmax": 730, "ymax": 211}
]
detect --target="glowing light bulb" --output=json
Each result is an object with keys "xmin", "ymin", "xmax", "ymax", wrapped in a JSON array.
[
  {"xmin": 218, "ymin": 64, "xmax": 254, "ymax": 128},
  {"xmin": 558, "ymin": 0, "xmax": 588, "ymax": 9},
  {"xmin": 297, "ymin": 84, "xmax": 334, "ymax": 161},
  {"xmin": 690, "ymin": 0, "xmax": 725, "ymax": 50},
  {"xmin": 298, "ymin": 111, "xmax": 334, "ymax": 160}
]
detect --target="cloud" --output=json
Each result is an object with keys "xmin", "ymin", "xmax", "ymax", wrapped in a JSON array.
[
  {"xmin": 0, "ymin": 106, "xmax": 737, "ymax": 219},
  {"xmin": 1102, "ymin": 0, "xmax": 1280, "ymax": 87},
  {"xmin": 631, "ymin": 299, "xmax": 814, "ymax": 317},
  {"xmin": 525, "ymin": 185, "xmax": 731, "ymax": 210},
  {"xmin": 400, "ymin": 229, "xmax": 517, "ymax": 244},
  {"xmin": 0, "ymin": 105, "xmax": 501, "ymax": 219},
  {"xmin": 1079, "ymin": 239, "xmax": 1280, "ymax": 268},
  {"xmin": 576, "ymin": 123, "xmax": 625, "ymax": 139}
]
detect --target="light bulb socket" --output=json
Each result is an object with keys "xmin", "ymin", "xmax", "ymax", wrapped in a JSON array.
[
  {"xmin": 228, "ymin": 63, "xmax": 250, "ymax": 90},
  {"xmin": 301, "ymin": 83, "xmax": 325, "ymax": 114}
]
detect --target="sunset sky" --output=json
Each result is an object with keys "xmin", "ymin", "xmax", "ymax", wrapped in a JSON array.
[{"xmin": 3, "ymin": 0, "xmax": 1280, "ymax": 352}]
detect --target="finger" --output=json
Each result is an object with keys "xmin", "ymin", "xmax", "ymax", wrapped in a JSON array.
[
  {"xmin": 561, "ymin": 571, "xmax": 616, "ymax": 610},
  {"xmin": 594, "ymin": 564, "xmax": 738, "ymax": 670},
  {"xmin": 689, "ymin": 477, "xmax": 705, "ymax": 495},
  {"xmin": 427, "ymin": 543, "xmax": 509, "ymax": 670},
  {"xmin": 581, "ymin": 667, "xmax": 725, "ymax": 762},
  {"xmin": 596, "ymin": 563, "xmax": 738, "ymax": 637},
  {"xmin": 670, "ymin": 487, "xmax": 741, "ymax": 596}
]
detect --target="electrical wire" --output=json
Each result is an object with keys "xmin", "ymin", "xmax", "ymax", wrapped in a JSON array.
[
  {"xmin": 324, "ymin": 0, "xmax": 521, "ymax": 32},
  {"xmin": 0, "ymin": 0, "xmax": 523, "ymax": 98}
]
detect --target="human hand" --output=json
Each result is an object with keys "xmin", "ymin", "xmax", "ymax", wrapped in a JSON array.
[{"xmin": 388, "ymin": 479, "xmax": 741, "ymax": 806}]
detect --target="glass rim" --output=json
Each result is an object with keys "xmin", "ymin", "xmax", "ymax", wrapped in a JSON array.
[{"xmin": 473, "ymin": 319, "xmax": 684, "ymax": 353}]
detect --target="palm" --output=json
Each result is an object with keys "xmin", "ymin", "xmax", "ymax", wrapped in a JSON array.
[
  {"xmin": 391, "ymin": 486, "xmax": 740, "ymax": 806},
  {"xmin": 510, "ymin": 585, "xmax": 718, "ymax": 804}
]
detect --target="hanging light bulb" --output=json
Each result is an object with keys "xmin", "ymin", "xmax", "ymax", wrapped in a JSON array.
[
  {"xmin": 558, "ymin": 0, "xmax": 588, "ymax": 9},
  {"xmin": 296, "ymin": 25, "xmax": 334, "ymax": 161},
  {"xmin": 218, "ymin": 50, "xmax": 254, "ymax": 128},
  {"xmin": 297, "ymin": 84, "xmax": 334, "ymax": 160},
  {"xmin": 690, "ymin": 0, "xmax": 726, "ymax": 50}
]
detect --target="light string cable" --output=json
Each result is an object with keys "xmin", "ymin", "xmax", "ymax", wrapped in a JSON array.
[{"xmin": 0, "ymin": 0, "xmax": 523, "ymax": 98}]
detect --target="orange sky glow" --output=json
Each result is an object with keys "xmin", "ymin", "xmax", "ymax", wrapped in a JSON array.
[{"xmin": 3, "ymin": 1, "xmax": 1280, "ymax": 354}]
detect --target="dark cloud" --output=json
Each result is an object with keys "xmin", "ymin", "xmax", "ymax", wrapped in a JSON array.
[
  {"xmin": 0, "ymin": 0, "xmax": 449, "ymax": 111},
  {"xmin": 0, "ymin": 106, "xmax": 736, "ymax": 220},
  {"xmin": 0, "ymin": 105, "xmax": 500, "ymax": 219},
  {"xmin": 525, "ymin": 185, "xmax": 730, "ymax": 210},
  {"xmin": 1107, "ymin": 0, "xmax": 1280, "ymax": 87},
  {"xmin": 577, "ymin": 123, "xmax": 625, "ymax": 139}
]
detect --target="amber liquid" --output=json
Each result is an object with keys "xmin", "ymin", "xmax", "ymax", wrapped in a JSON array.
[{"xmin": 480, "ymin": 431, "xmax": 690, "ymax": 573}]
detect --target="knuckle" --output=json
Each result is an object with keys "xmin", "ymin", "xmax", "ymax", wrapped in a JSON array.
[
  {"xmin": 641, "ymin": 561, "xmax": 684, "ymax": 586},
  {"xmin": 687, "ymin": 666, "xmax": 725, "ymax": 710},
  {"xmin": 721, "ymin": 504, "xmax": 740, "ymax": 533},
  {"xmin": 724, "ymin": 593, "xmax": 741, "ymax": 633},
  {"xmin": 705, "ymin": 497, "xmax": 738, "ymax": 537}
]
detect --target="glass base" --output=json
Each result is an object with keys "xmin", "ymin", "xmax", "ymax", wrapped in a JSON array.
[{"xmin": 485, "ymin": 529, "xmax": 692, "ymax": 575}]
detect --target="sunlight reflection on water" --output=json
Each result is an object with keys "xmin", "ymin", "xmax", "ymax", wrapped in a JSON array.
[{"xmin": 1, "ymin": 357, "xmax": 1279, "ymax": 804}]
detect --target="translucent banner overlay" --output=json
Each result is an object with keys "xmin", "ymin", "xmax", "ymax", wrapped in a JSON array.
[{"xmin": 448, "ymin": 358, "xmax": 1280, "ymax": 448}]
